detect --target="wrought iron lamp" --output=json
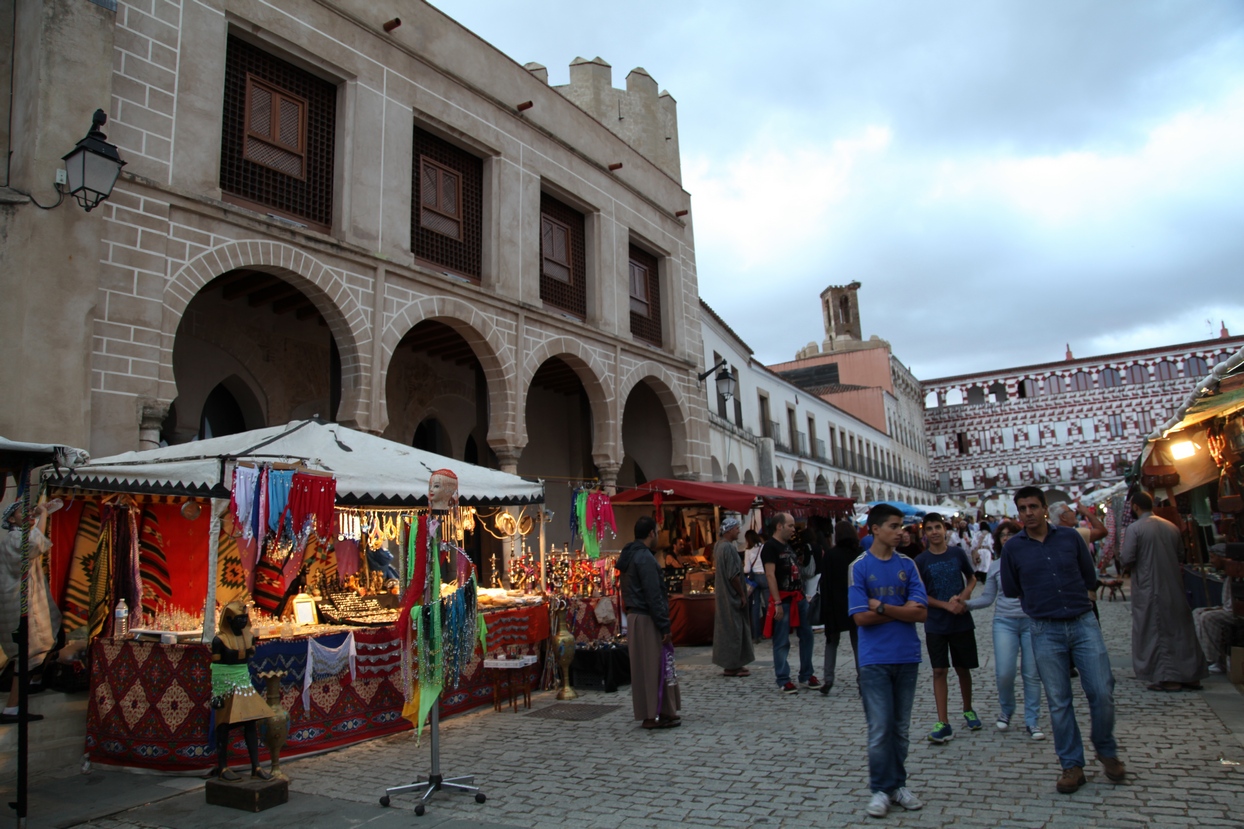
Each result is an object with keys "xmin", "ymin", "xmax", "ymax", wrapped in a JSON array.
[{"xmin": 60, "ymin": 109, "xmax": 126, "ymax": 212}]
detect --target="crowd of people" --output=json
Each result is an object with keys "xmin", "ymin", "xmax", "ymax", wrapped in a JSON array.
[{"xmin": 612, "ymin": 482, "xmax": 1233, "ymax": 819}]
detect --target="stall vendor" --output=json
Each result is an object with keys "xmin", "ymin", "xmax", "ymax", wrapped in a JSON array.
[
  {"xmin": 209, "ymin": 602, "xmax": 274, "ymax": 781},
  {"xmin": 1, "ymin": 500, "xmax": 61, "ymax": 723}
]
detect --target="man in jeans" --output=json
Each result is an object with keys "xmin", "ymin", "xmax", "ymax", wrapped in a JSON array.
[
  {"xmin": 849, "ymin": 503, "xmax": 928, "ymax": 818},
  {"xmin": 1001, "ymin": 486, "xmax": 1125, "ymax": 794},
  {"xmin": 762, "ymin": 512, "xmax": 820, "ymax": 694}
]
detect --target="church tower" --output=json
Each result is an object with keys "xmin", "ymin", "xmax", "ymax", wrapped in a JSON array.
[{"xmin": 820, "ymin": 281, "xmax": 862, "ymax": 350}]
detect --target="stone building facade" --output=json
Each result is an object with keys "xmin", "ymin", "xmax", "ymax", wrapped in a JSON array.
[
  {"xmin": 1, "ymin": 0, "xmax": 710, "ymax": 542},
  {"xmin": 923, "ymin": 332, "xmax": 1244, "ymax": 513}
]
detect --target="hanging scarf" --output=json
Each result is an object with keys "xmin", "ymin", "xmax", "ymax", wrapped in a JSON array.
[
  {"xmin": 303, "ymin": 631, "xmax": 357, "ymax": 711},
  {"xmin": 231, "ymin": 466, "xmax": 259, "ymax": 540},
  {"xmin": 267, "ymin": 469, "xmax": 295, "ymax": 534},
  {"xmin": 289, "ymin": 473, "xmax": 337, "ymax": 540},
  {"xmin": 252, "ymin": 467, "xmax": 269, "ymax": 550},
  {"xmin": 576, "ymin": 490, "xmax": 599, "ymax": 559}
]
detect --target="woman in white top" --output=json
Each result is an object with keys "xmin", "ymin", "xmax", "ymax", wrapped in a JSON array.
[{"xmin": 742, "ymin": 530, "xmax": 767, "ymax": 643}]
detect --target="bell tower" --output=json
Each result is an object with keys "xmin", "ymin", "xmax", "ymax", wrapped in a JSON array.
[{"xmin": 820, "ymin": 281, "xmax": 862, "ymax": 350}]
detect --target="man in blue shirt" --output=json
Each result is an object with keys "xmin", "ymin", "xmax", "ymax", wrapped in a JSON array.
[
  {"xmin": 849, "ymin": 503, "xmax": 929, "ymax": 819},
  {"xmin": 1001, "ymin": 486, "xmax": 1124, "ymax": 794}
]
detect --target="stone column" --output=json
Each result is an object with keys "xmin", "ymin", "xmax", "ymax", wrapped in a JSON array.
[
  {"xmin": 492, "ymin": 446, "xmax": 522, "ymax": 476},
  {"xmin": 138, "ymin": 401, "xmax": 170, "ymax": 452},
  {"xmin": 595, "ymin": 461, "xmax": 622, "ymax": 495}
]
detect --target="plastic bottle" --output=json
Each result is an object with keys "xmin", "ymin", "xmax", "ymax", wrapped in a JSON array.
[{"xmin": 114, "ymin": 598, "xmax": 129, "ymax": 640}]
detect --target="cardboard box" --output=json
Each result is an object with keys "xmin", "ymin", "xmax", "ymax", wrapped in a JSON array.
[{"xmin": 1230, "ymin": 647, "xmax": 1244, "ymax": 684}]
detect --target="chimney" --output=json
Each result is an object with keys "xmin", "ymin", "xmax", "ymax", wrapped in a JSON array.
[
  {"xmin": 1065, "ymin": 343, "xmax": 1074, "ymax": 361},
  {"xmin": 1222, "ymin": 320, "xmax": 1231, "ymax": 339}
]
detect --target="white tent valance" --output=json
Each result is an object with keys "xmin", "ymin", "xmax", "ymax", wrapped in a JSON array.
[{"xmin": 54, "ymin": 420, "xmax": 543, "ymax": 506}]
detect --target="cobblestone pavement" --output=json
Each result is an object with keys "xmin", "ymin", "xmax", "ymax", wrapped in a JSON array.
[{"xmin": 69, "ymin": 595, "xmax": 1244, "ymax": 829}]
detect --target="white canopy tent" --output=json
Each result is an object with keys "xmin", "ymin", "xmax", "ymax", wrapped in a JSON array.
[{"xmin": 55, "ymin": 420, "xmax": 543, "ymax": 506}]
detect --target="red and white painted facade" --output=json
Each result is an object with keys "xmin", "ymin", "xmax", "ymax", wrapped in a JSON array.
[{"xmin": 923, "ymin": 334, "xmax": 1244, "ymax": 511}]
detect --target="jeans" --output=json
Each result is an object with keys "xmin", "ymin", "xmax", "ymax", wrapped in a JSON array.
[
  {"xmin": 770, "ymin": 597, "xmax": 814, "ymax": 685},
  {"xmin": 748, "ymin": 576, "xmax": 768, "ymax": 639},
  {"xmin": 1031, "ymin": 611, "xmax": 1118, "ymax": 769},
  {"xmin": 859, "ymin": 662, "xmax": 919, "ymax": 794},
  {"xmin": 823, "ymin": 626, "xmax": 860, "ymax": 690},
  {"xmin": 992, "ymin": 615, "xmax": 1042, "ymax": 729}
]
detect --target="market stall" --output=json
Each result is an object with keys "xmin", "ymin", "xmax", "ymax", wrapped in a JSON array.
[
  {"xmin": 48, "ymin": 420, "xmax": 547, "ymax": 772},
  {"xmin": 611, "ymin": 479, "xmax": 854, "ymax": 645}
]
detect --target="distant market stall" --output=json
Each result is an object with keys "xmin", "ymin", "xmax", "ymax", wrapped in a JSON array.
[
  {"xmin": 611, "ymin": 479, "xmax": 853, "ymax": 645},
  {"xmin": 48, "ymin": 420, "xmax": 547, "ymax": 772}
]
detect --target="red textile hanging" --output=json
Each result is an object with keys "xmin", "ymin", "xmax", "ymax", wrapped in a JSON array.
[
  {"xmin": 289, "ymin": 473, "xmax": 337, "ymax": 538},
  {"xmin": 47, "ymin": 498, "xmax": 85, "ymax": 608}
]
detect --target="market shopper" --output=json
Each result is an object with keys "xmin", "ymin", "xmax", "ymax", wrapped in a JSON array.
[
  {"xmin": 712, "ymin": 518, "xmax": 755, "ymax": 677},
  {"xmin": 819, "ymin": 519, "xmax": 861, "ymax": 696},
  {"xmin": 914, "ymin": 513, "xmax": 979, "ymax": 743},
  {"xmin": 762, "ymin": 512, "xmax": 819, "ymax": 693},
  {"xmin": 1119, "ymin": 492, "xmax": 1208, "ymax": 691},
  {"xmin": 1002, "ymin": 486, "xmax": 1125, "ymax": 794},
  {"xmin": 964, "ymin": 520, "xmax": 1046, "ymax": 740},
  {"xmin": 849, "ymin": 502, "xmax": 928, "ymax": 818},
  {"xmin": 0, "ymin": 500, "xmax": 60, "ymax": 723},
  {"xmin": 617, "ymin": 515, "xmax": 681, "ymax": 728},
  {"xmin": 743, "ymin": 529, "xmax": 767, "ymax": 643}
]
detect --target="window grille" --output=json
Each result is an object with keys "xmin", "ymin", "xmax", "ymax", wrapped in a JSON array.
[
  {"xmin": 221, "ymin": 36, "xmax": 335, "ymax": 229},
  {"xmin": 412, "ymin": 126, "xmax": 482, "ymax": 280},
  {"xmin": 628, "ymin": 245, "xmax": 662, "ymax": 346},
  {"xmin": 539, "ymin": 194, "xmax": 586, "ymax": 317}
]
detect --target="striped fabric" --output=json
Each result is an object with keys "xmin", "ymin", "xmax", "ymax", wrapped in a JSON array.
[{"xmin": 138, "ymin": 508, "xmax": 173, "ymax": 618}]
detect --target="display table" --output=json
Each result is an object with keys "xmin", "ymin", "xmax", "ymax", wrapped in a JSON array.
[
  {"xmin": 669, "ymin": 593, "xmax": 715, "ymax": 646},
  {"xmin": 565, "ymin": 596, "xmax": 621, "ymax": 645},
  {"xmin": 85, "ymin": 605, "xmax": 549, "ymax": 772}
]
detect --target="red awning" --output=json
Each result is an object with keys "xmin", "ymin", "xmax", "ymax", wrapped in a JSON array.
[{"xmin": 611, "ymin": 478, "xmax": 853, "ymax": 518}]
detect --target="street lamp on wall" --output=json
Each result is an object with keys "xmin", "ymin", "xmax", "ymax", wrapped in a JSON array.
[
  {"xmin": 61, "ymin": 109, "xmax": 127, "ymax": 212},
  {"xmin": 697, "ymin": 359, "xmax": 736, "ymax": 400}
]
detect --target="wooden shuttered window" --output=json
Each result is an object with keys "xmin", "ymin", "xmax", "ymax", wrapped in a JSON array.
[
  {"xmin": 538, "ymin": 194, "xmax": 586, "ymax": 317},
  {"xmin": 243, "ymin": 76, "xmax": 307, "ymax": 179},
  {"xmin": 628, "ymin": 244, "xmax": 662, "ymax": 346},
  {"xmin": 419, "ymin": 156, "xmax": 462, "ymax": 240},
  {"xmin": 411, "ymin": 126, "xmax": 482, "ymax": 280},
  {"xmin": 220, "ymin": 36, "xmax": 336, "ymax": 229}
]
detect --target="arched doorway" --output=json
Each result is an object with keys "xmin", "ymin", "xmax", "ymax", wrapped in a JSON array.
[
  {"xmin": 792, "ymin": 470, "xmax": 809, "ymax": 493},
  {"xmin": 619, "ymin": 379, "xmax": 675, "ymax": 488},
  {"xmin": 834, "ymin": 480, "xmax": 847, "ymax": 497},
  {"xmin": 744, "ymin": 469, "xmax": 756, "ymax": 486},
  {"xmin": 711, "ymin": 457, "xmax": 724, "ymax": 483},
  {"xmin": 521, "ymin": 356, "xmax": 601, "ymax": 546},
  {"xmin": 727, "ymin": 464, "xmax": 740, "ymax": 484},
  {"xmin": 776, "ymin": 468, "xmax": 786, "ymax": 489},
  {"xmin": 386, "ymin": 320, "xmax": 495, "ymax": 467},
  {"xmin": 850, "ymin": 483, "xmax": 861, "ymax": 501},
  {"xmin": 815, "ymin": 475, "xmax": 829, "ymax": 495},
  {"xmin": 164, "ymin": 269, "xmax": 340, "ymax": 444}
]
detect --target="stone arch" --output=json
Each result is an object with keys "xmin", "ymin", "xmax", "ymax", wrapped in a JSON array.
[
  {"xmin": 162, "ymin": 241, "xmax": 371, "ymax": 426},
  {"xmin": 850, "ymin": 483, "xmax": 862, "ymax": 501},
  {"xmin": 381, "ymin": 295, "xmax": 515, "ymax": 448},
  {"xmin": 776, "ymin": 467, "xmax": 786, "ymax": 489},
  {"xmin": 743, "ymin": 469, "xmax": 756, "ymax": 486},
  {"xmin": 617, "ymin": 360, "xmax": 693, "ymax": 478},
  {"xmin": 711, "ymin": 456, "xmax": 724, "ymax": 483},
  {"xmin": 792, "ymin": 470, "xmax": 809, "ymax": 493},
  {"xmin": 727, "ymin": 463, "xmax": 740, "ymax": 484},
  {"xmin": 522, "ymin": 336, "xmax": 613, "ymax": 464},
  {"xmin": 865, "ymin": 486, "xmax": 875, "ymax": 501},
  {"xmin": 815, "ymin": 474, "xmax": 829, "ymax": 495},
  {"xmin": 834, "ymin": 480, "xmax": 847, "ymax": 497}
]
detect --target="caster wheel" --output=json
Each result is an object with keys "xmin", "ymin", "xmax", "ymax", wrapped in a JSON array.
[
  {"xmin": 415, "ymin": 804, "xmax": 426, "ymax": 816},
  {"xmin": 475, "ymin": 793, "xmax": 486, "ymax": 803},
  {"xmin": 379, "ymin": 796, "xmax": 390, "ymax": 807}
]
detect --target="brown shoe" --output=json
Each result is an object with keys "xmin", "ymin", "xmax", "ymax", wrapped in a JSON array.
[
  {"xmin": 1056, "ymin": 766, "xmax": 1086, "ymax": 794},
  {"xmin": 1099, "ymin": 755, "xmax": 1126, "ymax": 782}
]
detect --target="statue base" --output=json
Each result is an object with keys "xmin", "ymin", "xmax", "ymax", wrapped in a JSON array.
[{"xmin": 205, "ymin": 774, "xmax": 289, "ymax": 812}]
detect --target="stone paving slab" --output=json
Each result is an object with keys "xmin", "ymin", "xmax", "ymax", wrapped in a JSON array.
[{"xmin": 28, "ymin": 594, "xmax": 1244, "ymax": 828}]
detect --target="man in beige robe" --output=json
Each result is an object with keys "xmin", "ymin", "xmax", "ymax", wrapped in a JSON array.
[
  {"xmin": 1119, "ymin": 492, "xmax": 1208, "ymax": 691},
  {"xmin": 712, "ymin": 518, "xmax": 754, "ymax": 676}
]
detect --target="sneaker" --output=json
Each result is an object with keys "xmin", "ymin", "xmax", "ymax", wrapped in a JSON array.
[
  {"xmin": 1098, "ymin": 755, "xmax": 1126, "ymax": 782},
  {"xmin": 1209, "ymin": 662, "xmax": 1226, "ymax": 674},
  {"xmin": 1027, "ymin": 725, "xmax": 1045, "ymax": 741},
  {"xmin": 866, "ymin": 791, "xmax": 890, "ymax": 818},
  {"xmin": 780, "ymin": 682, "xmax": 799, "ymax": 694},
  {"xmin": 802, "ymin": 676, "xmax": 823, "ymax": 689},
  {"xmin": 928, "ymin": 721, "xmax": 954, "ymax": 743},
  {"xmin": 1056, "ymin": 766, "xmax": 1086, "ymax": 794},
  {"xmin": 963, "ymin": 709, "xmax": 983, "ymax": 731},
  {"xmin": 891, "ymin": 787, "xmax": 923, "ymax": 811},
  {"xmin": 996, "ymin": 713, "xmax": 1011, "ymax": 731}
]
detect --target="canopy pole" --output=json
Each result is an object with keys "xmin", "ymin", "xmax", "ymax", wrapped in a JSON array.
[
  {"xmin": 200, "ymin": 498, "xmax": 228, "ymax": 642},
  {"xmin": 539, "ymin": 509, "xmax": 547, "ymax": 593}
]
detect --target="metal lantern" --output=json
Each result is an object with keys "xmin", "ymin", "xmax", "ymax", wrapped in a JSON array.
[{"xmin": 61, "ymin": 109, "xmax": 126, "ymax": 212}]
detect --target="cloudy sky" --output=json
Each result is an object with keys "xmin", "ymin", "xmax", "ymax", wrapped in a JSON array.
[{"xmin": 431, "ymin": 0, "xmax": 1244, "ymax": 379}]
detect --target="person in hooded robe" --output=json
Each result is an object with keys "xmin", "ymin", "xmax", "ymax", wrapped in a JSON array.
[
  {"xmin": 209, "ymin": 602, "xmax": 274, "ymax": 781},
  {"xmin": 1, "ymin": 500, "xmax": 61, "ymax": 723},
  {"xmin": 712, "ymin": 518, "xmax": 754, "ymax": 677}
]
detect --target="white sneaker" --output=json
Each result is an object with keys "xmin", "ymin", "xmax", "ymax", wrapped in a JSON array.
[
  {"xmin": 891, "ymin": 787, "xmax": 923, "ymax": 811},
  {"xmin": 1028, "ymin": 725, "xmax": 1046, "ymax": 741},
  {"xmin": 867, "ymin": 791, "xmax": 890, "ymax": 818},
  {"xmin": 996, "ymin": 713, "xmax": 1011, "ymax": 731},
  {"xmin": 1209, "ymin": 662, "xmax": 1226, "ymax": 674}
]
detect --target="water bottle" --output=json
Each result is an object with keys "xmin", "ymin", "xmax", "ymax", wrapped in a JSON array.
[{"xmin": 113, "ymin": 598, "xmax": 129, "ymax": 640}]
